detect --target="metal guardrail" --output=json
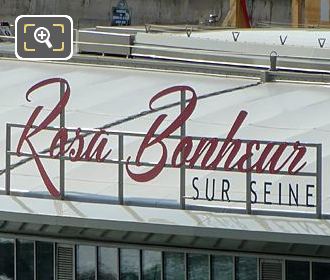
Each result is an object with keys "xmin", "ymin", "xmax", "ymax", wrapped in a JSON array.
[
  {"xmin": 1, "ymin": 30, "xmax": 330, "ymax": 62},
  {"xmin": 1, "ymin": 32, "xmax": 330, "ymax": 78}
]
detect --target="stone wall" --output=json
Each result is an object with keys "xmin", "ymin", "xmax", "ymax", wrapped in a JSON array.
[{"xmin": 0, "ymin": 0, "xmax": 291, "ymax": 27}]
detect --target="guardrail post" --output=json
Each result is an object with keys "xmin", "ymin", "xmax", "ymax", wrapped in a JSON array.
[
  {"xmin": 5, "ymin": 124, "xmax": 11, "ymax": 195},
  {"xmin": 316, "ymin": 144, "xmax": 322, "ymax": 219},
  {"xmin": 59, "ymin": 80, "xmax": 65, "ymax": 200},
  {"xmin": 118, "ymin": 134, "xmax": 124, "ymax": 205},
  {"xmin": 180, "ymin": 90, "xmax": 186, "ymax": 209},
  {"xmin": 270, "ymin": 51, "xmax": 278, "ymax": 71},
  {"xmin": 75, "ymin": 28, "xmax": 79, "ymax": 54},
  {"xmin": 246, "ymin": 156, "xmax": 252, "ymax": 214}
]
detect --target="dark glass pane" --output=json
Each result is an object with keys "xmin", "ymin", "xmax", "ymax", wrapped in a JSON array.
[
  {"xmin": 17, "ymin": 239, "xmax": 34, "ymax": 280},
  {"xmin": 0, "ymin": 238, "xmax": 14, "ymax": 280},
  {"xmin": 36, "ymin": 241, "xmax": 54, "ymax": 280},
  {"xmin": 235, "ymin": 257, "xmax": 257, "ymax": 280},
  {"xmin": 164, "ymin": 252, "xmax": 185, "ymax": 280},
  {"xmin": 313, "ymin": 262, "xmax": 330, "ymax": 280},
  {"xmin": 120, "ymin": 249, "xmax": 140, "ymax": 280},
  {"xmin": 76, "ymin": 245, "xmax": 96, "ymax": 280},
  {"xmin": 142, "ymin": 250, "xmax": 161, "ymax": 280},
  {"xmin": 286, "ymin": 260, "xmax": 309, "ymax": 280},
  {"xmin": 212, "ymin": 255, "xmax": 233, "ymax": 280},
  {"xmin": 188, "ymin": 254, "xmax": 208, "ymax": 280},
  {"xmin": 98, "ymin": 247, "xmax": 118, "ymax": 280}
]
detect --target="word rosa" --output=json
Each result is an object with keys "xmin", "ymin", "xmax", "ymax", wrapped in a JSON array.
[
  {"xmin": 17, "ymin": 78, "xmax": 111, "ymax": 197},
  {"xmin": 17, "ymin": 78, "xmax": 307, "ymax": 197}
]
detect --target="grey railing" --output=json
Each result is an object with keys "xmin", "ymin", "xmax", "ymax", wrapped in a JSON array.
[{"xmin": 4, "ymin": 123, "xmax": 323, "ymax": 218}]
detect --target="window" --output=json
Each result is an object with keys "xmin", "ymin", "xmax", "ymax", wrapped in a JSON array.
[
  {"xmin": 120, "ymin": 249, "xmax": 140, "ymax": 280},
  {"xmin": 0, "ymin": 238, "xmax": 14, "ymax": 280},
  {"xmin": 212, "ymin": 255, "xmax": 233, "ymax": 280},
  {"xmin": 36, "ymin": 241, "xmax": 54, "ymax": 280},
  {"xmin": 142, "ymin": 250, "xmax": 161, "ymax": 280},
  {"xmin": 164, "ymin": 252, "xmax": 185, "ymax": 280},
  {"xmin": 98, "ymin": 247, "xmax": 118, "ymax": 280},
  {"xmin": 16, "ymin": 239, "xmax": 34, "ymax": 280},
  {"xmin": 76, "ymin": 245, "xmax": 96, "ymax": 280},
  {"xmin": 286, "ymin": 260, "xmax": 310, "ymax": 280},
  {"xmin": 187, "ymin": 254, "xmax": 208, "ymax": 280},
  {"xmin": 313, "ymin": 262, "xmax": 330, "ymax": 280},
  {"xmin": 235, "ymin": 257, "xmax": 257, "ymax": 280}
]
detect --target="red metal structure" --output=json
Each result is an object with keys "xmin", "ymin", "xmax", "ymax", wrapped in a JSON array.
[{"xmin": 240, "ymin": 0, "xmax": 251, "ymax": 28}]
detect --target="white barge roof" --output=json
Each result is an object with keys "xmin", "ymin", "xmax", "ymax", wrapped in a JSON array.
[
  {"xmin": 0, "ymin": 59, "xmax": 330, "ymax": 216},
  {"xmin": 0, "ymin": 51, "xmax": 329, "ymax": 256}
]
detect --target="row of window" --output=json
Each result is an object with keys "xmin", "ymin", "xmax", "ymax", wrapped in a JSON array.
[
  {"xmin": 0, "ymin": 237, "xmax": 329, "ymax": 280},
  {"xmin": 0, "ymin": 238, "xmax": 54, "ymax": 280},
  {"xmin": 77, "ymin": 246, "xmax": 330, "ymax": 280},
  {"xmin": 77, "ymin": 245, "xmax": 255, "ymax": 280}
]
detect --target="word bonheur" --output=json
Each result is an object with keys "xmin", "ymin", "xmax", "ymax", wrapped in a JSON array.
[{"xmin": 16, "ymin": 78, "xmax": 307, "ymax": 198}]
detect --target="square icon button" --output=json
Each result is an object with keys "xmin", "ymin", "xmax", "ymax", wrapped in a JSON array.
[{"xmin": 15, "ymin": 15, "xmax": 73, "ymax": 61}]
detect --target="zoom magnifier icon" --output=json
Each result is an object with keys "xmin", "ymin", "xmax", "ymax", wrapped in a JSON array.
[
  {"xmin": 15, "ymin": 15, "xmax": 73, "ymax": 60},
  {"xmin": 34, "ymin": 27, "xmax": 53, "ymax": 49}
]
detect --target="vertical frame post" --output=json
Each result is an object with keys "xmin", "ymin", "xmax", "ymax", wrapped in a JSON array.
[
  {"xmin": 246, "ymin": 156, "xmax": 252, "ymax": 214},
  {"xmin": 14, "ymin": 239, "xmax": 17, "ymax": 280},
  {"xmin": 95, "ymin": 247, "xmax": 98, "ymax": 280},
  {"xmin": 184, "ymin": 253, "xmax": 188, "ymax": 280},
  {"xmin": 117, "ymin": 248, "xmax": 121, "ymax": 280},
  {"xmin": 34, "ymin": 240, "xmax": 37, "ymax": 280},
  {"xmin": 256, "ymin": 257, "xmax": 260, "ymax": 280},
  {"xmin": 180, "ymin": 90, "xmax": 186, "ymax": 209},
  {"xmin": 59, "ymin": 80, "xmax": 65, "ymax": 200},
  {"xmin": 118, "ymin": 134, "xmax": 124, "ymax": 205},
  {"xmin": 73, "ymin": 245, "xmax": 76, "ymax": 280},
  {"xmin": 316, "ymin": 144, "xmax": 322, "ymax": 219},
  {"xmin": 5, "ymin": 124, "xmax": 11, "ymax": 195},
  {"xmin": 139, "ymin": 250, "xmax": 143, "ymax": 280},
  {"xmin": 53, "ymin": 243, "xmax": 56, "ymax": 280},
  {"xmin": 208, "ymin": 255, "xmax": 212, "ymax": 280},
  {"xmin": 232, "ymin": 256, "xmax": 236, "ymax": 280},
  {"xmin": 161, "ymin": 251, "xmax": 164, "ymax": 280}
]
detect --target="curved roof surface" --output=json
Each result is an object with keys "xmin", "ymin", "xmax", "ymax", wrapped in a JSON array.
[{"xmin": 0, "ymin": 59, "xmax": 329, "ymax": 217}]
